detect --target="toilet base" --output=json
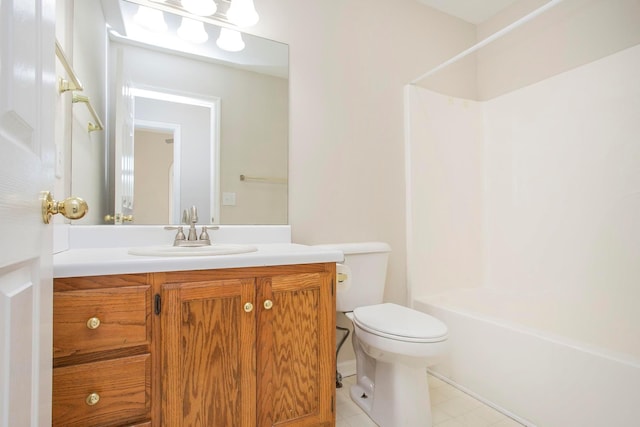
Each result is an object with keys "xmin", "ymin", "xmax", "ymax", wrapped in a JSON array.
[{"xmin": 350, "ymin": 360, "xmax": 433, "ymax": 427}]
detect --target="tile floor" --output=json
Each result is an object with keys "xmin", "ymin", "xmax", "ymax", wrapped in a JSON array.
[{"xmin": 336, "ymin": 373, "xmax": 524, "ymax": 427}]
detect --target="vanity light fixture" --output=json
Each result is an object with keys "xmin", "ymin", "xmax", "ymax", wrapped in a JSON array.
[
  {"xmin": 216, "ymin": 28, "xmax": 245, "ymax": 52},
  {"xmin": 177, "ymin": 17, "xmax": 209, "ymax": 43},
  {"xmin": 181, "ymin": 0, "xmax": 217, "ymax": 17},
  {"xmin": 133, "ymin": 5, "xmax": 168, "ymax": 32},
  {"xmin": 226, "ymin": 0, "xmax": 259, "ymax": 27}
]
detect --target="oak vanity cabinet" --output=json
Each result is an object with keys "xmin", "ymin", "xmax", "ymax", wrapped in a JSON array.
[
  {"xmin": 52, "ymin": 274, "xmax": 153, "ymax": 427},
  {"xmin": 53, "ymin": 263, "xmax": 336, "ymax": 427},
  {"xmin": 158, "ymin": 263, "xmax": 336, "ymax": 427}
]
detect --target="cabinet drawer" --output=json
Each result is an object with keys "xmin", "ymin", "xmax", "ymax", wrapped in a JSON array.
[
  {"xmin": 52, "ymin": 354, "xmax": 151, "ymax": 427},
  {"xmin": 54, "ymin": 286, "xmax": 150, "ymax": 358}
]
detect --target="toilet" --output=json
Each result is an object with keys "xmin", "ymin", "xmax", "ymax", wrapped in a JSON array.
[{"xmin": 319, "ymin": 242, "xmax": 448, "ymax": 427}]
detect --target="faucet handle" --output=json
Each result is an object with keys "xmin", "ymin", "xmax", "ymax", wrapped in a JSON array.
[
  {"xmin": 164, "ymin": 226, "xmax": 186, "ymax": 243},
  {"xmin": 199, "ymin": 225, "xmax": 219, "ymax": 242}
]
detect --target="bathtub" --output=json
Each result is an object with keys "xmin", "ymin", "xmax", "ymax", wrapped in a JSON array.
[{"xmin": 413, "ymin": 287, "xmax": 640, "ymax": 427}]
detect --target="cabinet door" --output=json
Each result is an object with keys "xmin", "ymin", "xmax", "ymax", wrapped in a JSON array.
[
  {"xmin": 161, "ymin": 278, "xmax": 256, "ymax": 427},
  {"xmin": 256, "ymin": 271, "xmax": 335, "ymax": 427}
]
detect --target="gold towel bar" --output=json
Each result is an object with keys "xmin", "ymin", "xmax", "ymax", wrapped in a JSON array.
[
  {"xmin": 72, "ymin": 94, "xmax": 104, "ymax": 132},
  {"xmin": 55, "ymin": 40, "xmax": 83, "ymax": 93},
  {"xmin": 55, "ymin": 39, "xmax": 104, "ymax": 132},
  {"xmin": 240, "ymin": 174, "xmax": 287, "ymax": 184}
]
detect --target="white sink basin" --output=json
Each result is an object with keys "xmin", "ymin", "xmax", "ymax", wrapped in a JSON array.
[{"xmin": 128, "ymin": 244, "xmax": 258, "ymax": 257}]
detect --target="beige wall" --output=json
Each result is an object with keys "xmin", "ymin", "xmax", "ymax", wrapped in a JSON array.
[
  {"xmin": 248, "ymin": 0, "xmax": 476, "ymax": 306},
  {"xmin": 477, "ymin": 0, "xmax": 640, "ymax": 100},
  {"xmin": 133, "ymin": 130, "xmax": 173, "ymax": 224}
]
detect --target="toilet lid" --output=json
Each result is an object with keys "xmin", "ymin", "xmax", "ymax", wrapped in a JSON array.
[{"xmin": 352, "ymin": 303, "xmax": 448, "ymax": 343}]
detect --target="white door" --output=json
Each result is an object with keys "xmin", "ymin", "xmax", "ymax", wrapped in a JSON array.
[{"xmin": 0, "ymin": 1, "xmax": 56, "ymax": 426}]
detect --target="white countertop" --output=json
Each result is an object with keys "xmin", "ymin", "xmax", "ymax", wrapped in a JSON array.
[{"xmin": 53, "ymin": 243, "xmax": 344, "ymax": 278}]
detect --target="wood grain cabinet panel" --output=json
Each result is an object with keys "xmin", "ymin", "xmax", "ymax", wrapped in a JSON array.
[
  {"xmin": 158, "ymin": 264, "xmax": 336, "ymax": 427},
  {"xmin": 161, "ymin": 278, "xmax": 257, "ymax": 427},
  {"xmin": 52, "ymin": 354, "xmax": 151, "ymax": 427},
  {"xmin": 257, "ymin": 272, "xmax": 335, "ymax": 427},
  {"xmin": 53, "ymin": 264, "xmax": 336, "ymax": 427},
  {"xmin": 54, "ymin": 286, "xmax": 151, "ymax": 358},
  {"xmin": 53, "ymin": 275, "xmax": 153, "ymax": 427}
]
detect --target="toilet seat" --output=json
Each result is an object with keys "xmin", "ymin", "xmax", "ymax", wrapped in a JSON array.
[{"xmin": 352, "ymin": 303, "xmax": 447, "ymax": 343}]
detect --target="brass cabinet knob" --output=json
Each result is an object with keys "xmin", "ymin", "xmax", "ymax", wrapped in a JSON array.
[
  {"xmin": 263, "ymin": 300, "xmax": 273, "ymax": 310},
  {"xmin": 86, "ymin": 392, "xmax": 100, "ymax": 406},
  {"xmin": 86, "ymin": 317, "xmax": 101, "ymax": 330},
  {"xmin": 243, "ymin": 302, "xmax": 254, "ymax": 313},
  {"xmin": 41, "ymin": 191, "xmax": 88, "ymax": 224}
]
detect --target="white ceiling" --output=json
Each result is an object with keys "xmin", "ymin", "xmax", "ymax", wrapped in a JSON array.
[{"xmin": 417, "ymin": 0, "xmax": 521, "ymax": 24}]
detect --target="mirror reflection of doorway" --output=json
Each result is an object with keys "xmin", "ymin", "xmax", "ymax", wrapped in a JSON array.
[
  {"xmin": 133, "ymin": 127, "xmax": 176, "ymax": 223},
  {"xmin": 114, "ymin": 86, "xmax": 220, "ymax": 225}
]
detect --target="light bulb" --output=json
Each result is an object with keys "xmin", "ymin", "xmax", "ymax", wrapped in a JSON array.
[
  {"xmin": 226, "ymin": 0, "xmax": 259, "ymax": 27},
  {"xmin": 133, "ymin": 6, "xmax": 167, "ymax": 32},
  {"xmin": 216, "ymin": 28, "xmax": 245, "ymax": 52},
  {"xmin": 182, "ymin": 0, "xmax": 217, "ymax": 16},
  {"xmin": 177, "ymin": 17, "xmax": 209, "ymax": 43}
]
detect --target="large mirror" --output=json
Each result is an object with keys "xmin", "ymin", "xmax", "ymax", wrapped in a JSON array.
[{"xmin": 70, "ymin": 0, "xmax": 288, "ymax": 225}]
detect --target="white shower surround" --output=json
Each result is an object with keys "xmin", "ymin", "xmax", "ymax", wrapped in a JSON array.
[{"xmin": 406, "ymin": 43, "xmax": 640, "ymax": 426}]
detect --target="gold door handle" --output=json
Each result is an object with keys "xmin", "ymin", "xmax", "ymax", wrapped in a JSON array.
[
  {"xmin": 86, "ymin": 392, "xmax": 100, "ymax": 406},
  {"xmin": 86, "ymin": 317, "xmax": 101, "ymax": 330},
  {"xmin": 244, "ymin": 302, "xmax": 254, "ymax": 312},
  {"xmin": 263, "ymin": 300, "xmax": 273, "ymax": 310},
  {"xmin": 104, "ymin": 213, "xmax": 134, "ymax": 223},
  {"xmin": 41, "ymin": 191, "xmax": 88, "ymax": 224}
]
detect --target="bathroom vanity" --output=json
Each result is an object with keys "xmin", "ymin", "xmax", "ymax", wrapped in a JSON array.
[{"xmin": 52, "ymin": 228, "xmax": 341, "ymax": 427}]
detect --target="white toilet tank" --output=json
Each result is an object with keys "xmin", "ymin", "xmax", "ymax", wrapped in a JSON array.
[{"xmin": 315, "ymin": 242, "xmax": 391, "ymax": 312}]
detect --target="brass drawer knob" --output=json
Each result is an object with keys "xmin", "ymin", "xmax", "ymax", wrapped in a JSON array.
[
  {"xmin": 86, "ymin": 392, "xmax": 100, "ymax": 406},
  {"xmin": 243, "ymin": 302, "xmax": 254, "ymax": 313},
  {"xmin": 86, "ymin": 317, "xmax": 101, "ymax": 330},
  {"xmin": 263, "ymin": 299, "xmax": 273, "ymax": 310}
]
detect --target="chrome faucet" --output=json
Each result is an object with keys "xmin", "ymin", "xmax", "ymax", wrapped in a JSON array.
[
  {"xmin": 186, "ymin": 206, "xmax": 199, "ymax": 241},
  {"xmin": 165, "ymin": 206, "xmax": 218, "ymax": 246}
]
